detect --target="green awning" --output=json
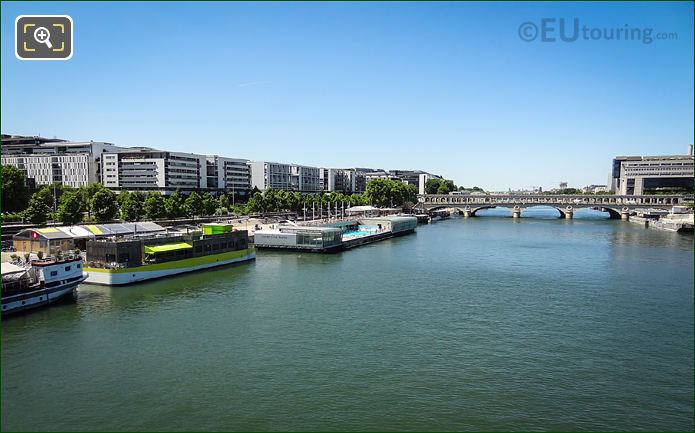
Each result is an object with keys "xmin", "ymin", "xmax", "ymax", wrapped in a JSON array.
[{"xmin": 144, "ymin": 242, "xmax": 193, "ymax": 254}]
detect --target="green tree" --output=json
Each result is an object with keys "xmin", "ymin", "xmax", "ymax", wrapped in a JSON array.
[
  {"xmin": 143, "ymin": 192, "xmax": 167, "ymax": 220},
  {"xmin": 91, "ymin": 189, "xmax": 118, "ymax": 222},
  {"xmin": 32, "ymin": 183, "xmax": 74, "ymax": 212},
  {"xmin": 201, "ymin": 192, "xmax": 218, "ymax": 216},
  {"xmin": 79, "ymin": 183, "xmax": 107, "ymax": 218},
  {"xmin": 247, "ymin": 191, "xmax": 266, "ymax": 214},
  {"xmin": 426, "ymin": 178, "xmax": 456, "ymax": 195},
  {"xmin": 184, "ymin": 192, "xmax": 204, "ymax": 217},
  {"xmin": 56, "ymin": 191, "xmax": 84, "ymax": 225},
  {"xmin": 0, "ymin": 165, "xmax": 31, "ymax": 212},
  {"xmin": 23, "ymin": 194, "xmax": 51, "ymax": 225},
  {"xmin": 556, "ymin": 188, "xmax": 582, "ymax": 195},
  {"xmin": 218, "ymin": 193, "xmax": 230, "ymax": 211},
  {"xmin": 119, "ymin": 191, "xmax": 144, "ymax": 221},
  {"xmin": 165, "ymin": 189, "xmax": 186, "ymax": 218},
  {"xmin": 436, "ymin": 180, "xmax": 456, "ymax": 195},
  {"xmin": 425, "ymin": 178, "xmax": 443, "ymax": 194}
]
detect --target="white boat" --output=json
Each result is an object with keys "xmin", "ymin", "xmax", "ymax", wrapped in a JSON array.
[{"xmin": 1, "ymin": 257, "xmax": 87, "ymax": 317}]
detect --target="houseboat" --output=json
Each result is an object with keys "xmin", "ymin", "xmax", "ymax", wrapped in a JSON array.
[
  {"xmin": 1, "ymin": 257, "xmax": 87, "ymax": 316},
  {"xmin": 83, "ymin": 223, "xmax": 255, "ymax": 285}
]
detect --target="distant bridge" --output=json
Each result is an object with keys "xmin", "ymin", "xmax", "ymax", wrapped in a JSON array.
[{"xmin": 416, "ymin": 194, "xmax": 693, "ymax": 219}]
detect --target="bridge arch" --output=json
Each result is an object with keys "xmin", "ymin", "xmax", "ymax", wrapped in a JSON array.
[
  {"xmin": 595, "ymin": 206, "xmax": 623, "ymax": 219},
  {"xmin": 469, "ymin": 205, "xmax": 499, "ymax": 216}
]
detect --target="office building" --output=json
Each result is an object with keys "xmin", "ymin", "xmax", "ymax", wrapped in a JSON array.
[
  {"xmin": 101, "ymin": 148, "xmax": 207, "ymax": 194},
  {"xmin": 610, "ymin": 147, "xmax": 694, "ymax": 195},
  {"xmin": 206, "ymin": 156, "xmax": 251, "ymax": 197},
  {"xmin": 363, "ymin": 170, "xmax": 404, "ymax": 182},
  {"xmin": 390, "ymin": 170, "xmax": 442, "ymax": 195},
  {"xmin": 0, "ymin": 135, "xmax": 125, "ymax": 188},
  {"xmin": 320, "ymin": 168, "xmax": 367, "ymax": 194},
  {"xmin": 248, "ymin": 161, "xmax": 321, "ymax": 193}
]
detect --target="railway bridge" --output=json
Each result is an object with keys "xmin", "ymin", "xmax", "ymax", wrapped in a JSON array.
[{"xmin": 416, "ymin": 194, "xmax": 692, "ymax": 219}]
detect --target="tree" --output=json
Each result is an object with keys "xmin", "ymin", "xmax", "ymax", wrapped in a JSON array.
[
  {"xmin": 365, "ymin": 178, "xmax": 416, "ymax": 207},
  {"xmin": 119, "ymin": 191, "xmax": 144, "ymax": 221},
  {"xmin": 23, "ymin": 194, "xmax": 51, "ymax": 225},
  {"xmin": 91, "ymin": 189, "xmax": 118, "ymax": 222},
  {"xmin": 184, "ymin": 192, "xmax": 204, "ymax": 217},
  {"xmin": 246, "ymin": 192, "xmax": 266, "ymax": 214},
  {"xmin": 218, "ymin": 194, "xmax": 230, "ymax": 211},
  {"xmin": 436, "ymin": 180, "xmax": 456, "ymax": 195},
  {"xmin": 32, "ymin": 183, "xmax": 74, "ymax": 212},
  {"xmin": 165, "ymin": 189, "xmax": 186, "ymax": 218},
  {"xmin": 556, "ymin": 188, "xmax": 582, "ymax": 195},
  {"xmin": 56, "ymin": 191, "xmax": 84, "ymax": 224},
  {"xmin": 1, "ymin": 165, "xmax": 30, "ymax": 212},
  {"xmin": 201, "ymin": 192, "xmax": 218, "ymax": 216},
  {"xmin": 143, "ymin": 193, "xmax": 167, "ymax": 220},
  {"xmin": 79, "ymin": 183, "xmax": 107, "ymax": 218},
  {"xmin": 425, "ymin": 178, "xmax": 442, "ymax": 194},
  {"xmin": 426, "ymin": 178, "xmax": 456, "ymax": 195}
]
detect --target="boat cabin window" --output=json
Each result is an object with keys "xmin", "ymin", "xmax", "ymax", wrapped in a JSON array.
[
  {"xmin": 50, "ymin": 271, "xmax": 58, "ymax": 276},
  {"xmin": 65, "ymin": 266, "xmax": 71, "ymax": 271}
]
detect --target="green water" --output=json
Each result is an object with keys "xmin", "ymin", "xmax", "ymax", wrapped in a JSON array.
[{"xmin": 2, "ymin": 216, "xmax": 693, "ymax": 431}]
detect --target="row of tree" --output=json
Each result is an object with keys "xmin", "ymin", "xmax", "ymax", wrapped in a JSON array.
[
  {"xmin": 1, "ymin": 167, "xmax": 419, "ymax": 225},
  {"xmin": 424, "ymin": 178, "xmax": 486, "ymax": 195}
]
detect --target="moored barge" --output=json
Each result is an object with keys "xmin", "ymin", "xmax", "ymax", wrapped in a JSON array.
[
  {"xmin": 1, "ymin": 257, "xmax": 87, "ymax": 316},
  {"xmin": 83, "ymin": 224, "xmax": 255, "ymax": 285}
]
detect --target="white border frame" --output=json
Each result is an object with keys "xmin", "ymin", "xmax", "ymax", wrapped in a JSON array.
[{"xmin": 15, "ymin": 14, "xmax": 73, "ymax": 61}]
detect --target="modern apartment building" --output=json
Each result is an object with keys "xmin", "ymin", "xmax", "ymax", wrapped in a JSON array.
[
  {"xmin": 610, "ymin": 146, "xmax": 694, "ymax": 195},
  {"xmin": 0, "ymin": 135, "xmax": 125, "ymax": 188},
  {"xmin": 101, "ymin": 148, "xmax": 207, "ymax": 194},
  {"xmin": 206, "ymin": 156, "xmax": 251, "ymax": 197},
  {"xmin": 320, "ymin": 168, "xmax": 367, "ymax": 194},
  {"xmin": 248, "ymin": 161, "xmax": 321, "ymax": 193}
]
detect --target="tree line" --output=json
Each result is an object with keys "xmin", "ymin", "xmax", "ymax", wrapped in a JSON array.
[
  {"xmin": 424, "ymin": 178, "xmax": 485, "ymax": 195},
  {"xmin": 1, "ymin": 166, "xmax": 418, "ymax": 225}
]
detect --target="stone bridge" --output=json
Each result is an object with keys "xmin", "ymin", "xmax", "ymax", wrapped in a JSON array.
[{"xmin": 416, "ymin": 194, "xmax": 693, "ymax": 219}]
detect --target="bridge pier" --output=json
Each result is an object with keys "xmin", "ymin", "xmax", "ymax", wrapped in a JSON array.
[
  {"xmin": 512, "ymin": 206, "xmax": 521, "ymax": 218},
  {"xmin": 621, "ymin": 207, "xmax": 630, "ymax": 221},
  {"xmin": 564, "ymin": 206, "xmax": 573, "ymax": 219},
  {"xmin": 463, "ymin": 206, "xmax": 472, "ymax": 218}
]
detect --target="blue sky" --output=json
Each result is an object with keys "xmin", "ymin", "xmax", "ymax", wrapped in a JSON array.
[{"xmin": 2, "ymin": 1, "xmax": 693, "ymax": 191}]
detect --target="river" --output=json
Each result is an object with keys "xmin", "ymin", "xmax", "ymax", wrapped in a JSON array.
[{"xmin": 2, "ymin": 211, "xmax": 693, "ymax": 431}]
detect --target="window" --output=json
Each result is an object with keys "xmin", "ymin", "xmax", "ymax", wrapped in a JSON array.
[
  {"xmin": 77, "ymin": 263, "xmax": 81, "ymax": 268},
  {"xmin": 50, "ymin": 271, "xmax": 58, "ymax": 276},
  {"xmin": 65, "ymin": 266, "xmax": 71, "ymax": 271}
]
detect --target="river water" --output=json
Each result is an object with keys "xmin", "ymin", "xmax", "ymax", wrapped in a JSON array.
[{"xmin": 2, "ymin": 211, "xmax": 693, "ymax": 431}]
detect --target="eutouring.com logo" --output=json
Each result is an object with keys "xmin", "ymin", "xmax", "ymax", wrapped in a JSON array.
[{"xmin": 518, "ymin": 18, "xmax": 678, "ymax": 44}]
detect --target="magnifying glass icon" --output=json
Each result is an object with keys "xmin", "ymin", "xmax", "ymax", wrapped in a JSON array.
[{"xmin": 33, "ymin": 27, "xmax": 53, "ymax": 49}]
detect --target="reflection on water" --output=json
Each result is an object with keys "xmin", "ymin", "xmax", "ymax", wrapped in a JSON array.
[{"xmin": 77, "ymin": 261, "xmax": 256, "ymax": 315}]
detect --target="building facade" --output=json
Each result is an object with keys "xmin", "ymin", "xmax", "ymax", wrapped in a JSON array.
[
  {"xmin": 391, "ymin": 170, "xmax": 442, "ymax": 195},
  {"xmin": 206, "ymin": 156, "xmax": 251, "ymax": 197},
  {"xmin": 248, "ymin": 161, "xmax": 321, "ymax": 193},
  {"xmin": 610, "ymin": 148, "xmax": 694, "ymax": 195},
  {"xmin": 0, "ymin": 136, "xmax": 124, "ymax": 188},
  {"xmin": 102, "ymin": 148, "xmax": 207, "ymax": 194},
  {"xmin": 320, "ymin": 168, "xmax": 367, "ymax": 194}
]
